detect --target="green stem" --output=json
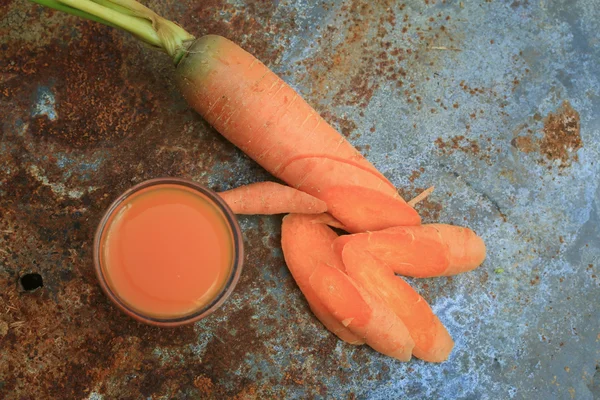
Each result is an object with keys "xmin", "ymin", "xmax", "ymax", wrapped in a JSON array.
[
  {"xmin": 30, "ymin": 0, "xmax": 117, "ymax": 27},
  {"xmin": 30, "ymin": 0, "xmax": 195, "ymax": 64},
  {"xmin": 92, "ymin": 0, "xmax": 139, "ymax": 18}
]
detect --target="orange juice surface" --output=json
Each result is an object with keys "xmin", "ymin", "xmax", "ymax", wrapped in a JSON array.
[{"xmin": 100, "ymin": 184, "xmax": 235, "ymax": 319}]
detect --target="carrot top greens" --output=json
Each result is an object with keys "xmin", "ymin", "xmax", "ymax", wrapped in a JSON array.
[{"xmin": 30, "ymin": 0, "xmax": 195, "ymax": 64}]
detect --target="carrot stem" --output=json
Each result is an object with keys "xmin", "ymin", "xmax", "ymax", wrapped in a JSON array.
[
  {"xmin": 92, "ymin": 0, "xmax": 137, "ymax": 17},
  {"xmin": 29, "ymin": 0, "xmax": 194, "ymax": 64},
  {"xmin": 30, "ymin": 0, "xmax": 117, "ymax": 27}
]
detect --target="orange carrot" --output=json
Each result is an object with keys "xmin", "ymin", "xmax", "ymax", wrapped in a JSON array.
[
  {"xmin": 176, "ymin": 35, "xmax": 419, "ymax": 232},
  {"xmin": 281, "ymin": 214, "xmax": 363, "ymax": 344},
  {"xmin": 342, "ymin": 242, "xmax": 454, "ymax": 362},
  {"xmin": 432, "ymin": 224, "xmax": 487, "ymax": 276},
  {"xmin": 218, "ymin": 181, "xmax": 327, "ymax": 215},
  {"xmin": 279, "ymin": 156, "xmax": 398, "ymax": 195},
  {"xmin": 309, "ymin": 263, "xmax": 415, "ymax": 361},
  {"xmin": 321, "ymin": 186, "xmax": 420, "ymax": 233},
  {"xmin": 332, "ymin": 234, "xmax": 353, "ymax": 267},
  {"xmin": 280, "ymin": 154, "xmax": 392, "ymax": 186},
  {"xmin": 177, "ymin": 35, "xmax": 378, "ymax": 176},
  {"xmin": 334, "ymin": 224, "xmax": 486, "ymax": 278}
]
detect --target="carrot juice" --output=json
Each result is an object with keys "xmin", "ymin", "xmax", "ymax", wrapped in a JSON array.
[{"xmin": 96, "ymin": 180, "xmax": 242, "ymax": 323}]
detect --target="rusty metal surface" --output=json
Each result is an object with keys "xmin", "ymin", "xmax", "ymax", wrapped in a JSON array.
[{"xmin": 1, "ymin": 0, "xmax": 600, "ymax": 398}]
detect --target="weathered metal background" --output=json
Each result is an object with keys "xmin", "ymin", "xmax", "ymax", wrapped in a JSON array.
[{"xmin": 1, "ymin": 0, "xmax": 599, "ymax": 398}]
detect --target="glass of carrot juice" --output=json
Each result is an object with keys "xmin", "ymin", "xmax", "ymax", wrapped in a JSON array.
[{"xmin": 93, "ymin": 177, "xmax": 244, "ymax": 327}]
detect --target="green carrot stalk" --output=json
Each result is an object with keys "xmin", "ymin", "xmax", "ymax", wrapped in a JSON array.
[{"xmin": 30, "ymin": 0, "xmax": 194, "ymax": 63}]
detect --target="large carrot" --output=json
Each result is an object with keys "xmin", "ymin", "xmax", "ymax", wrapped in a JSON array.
[
  {"xmin": 342, "ymin": 242, "xmax": 454, "ymax": 362},
  {"xmin": 177, "ymin": 35, "xmax": 420, "ymax": 231},
  {"xmin": 334, "ymin": 224, "xmax": 486, "ymax": 278},
  {"xmin": 281, "ymin": 214, "xmax": 363, "ymax": 344},
  {"xmin": 309, "ymin": 263, "xmax": 415, "ymax": 361},
  {"xmin": 218, "ymin": 181, "xmax": 327, "ymax": 215}
]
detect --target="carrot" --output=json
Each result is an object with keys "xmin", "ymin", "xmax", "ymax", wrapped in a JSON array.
[
  {"xmin": 281, "ymin": 214, "xmax": 363, "ymax": 344},
  {"xmin": 321, "ymin": 186, "xmax": 420, "ymax": 233},
  {"xmin": 309, "ymin": 263, "xmax": 415, "ymax": 361},
  {"xmin": 177, "ymin": 35, "xmax": 380, "ymax": 177},
  {"xmin": 279, "ymin": 156, "xmax": 398, "ymax": 195},
  {"xmin": 432, "ymin": 224, "xmax": 487, "ymax": 276},
  {"xmin": 342, "ymin": 242, "xmax": 454, "ymax": 362},
  {"xmin": 334, "ymin": 224, "xmax": 486, "ymax": 278},
  {"xmin": 218, "ymin": 181, "xmax": 327, "ymax": 215},
  {"xmin": 332, "ymin": 235, "xmax": 352, "ymax": 267},
  {"xmin": 277, "ymin": 158, "xmax": 420, "ymax": 231},
  {"xmin": 175, "ymin": 35, "xmax": 420, "ymax": 231}
]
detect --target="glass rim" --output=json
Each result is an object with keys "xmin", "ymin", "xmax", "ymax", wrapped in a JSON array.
[{"xmin": 93, "ymin": 177, "xmax": 244, "ymax": 327}]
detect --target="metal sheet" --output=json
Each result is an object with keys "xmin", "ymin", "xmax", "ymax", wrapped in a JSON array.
[{"xmin": 1, "ymin": 0, "xmax": 599, "ymax": 398}]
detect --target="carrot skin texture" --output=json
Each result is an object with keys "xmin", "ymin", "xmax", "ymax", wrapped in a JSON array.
[
  {"xmin": 342, "ymin": 243, "xmax": 454, "ymax": 362},
  {"xmin": 218, "ymin": 181, "xmax": 327, "ymax": 215},
  {"xmin": 334, "ymin": 224, "xmax": 486, "ymax": 277},
  {"xmin": 176, "ymin": 35, "xmax": 418, "ymax": 231},
  {"xmin": 281, "ymin": 214, "xmax": 363, "ymax": 344},
  {"xmin": 176, "ymin": 35, "xmax": 375, "ymax": 174},
  {"xmin": 332, "ymin": 235, "xmax": 353, "ymax": 266},
  {"xmin": 321, "ymin": 186, "xmax": 420, "ymax": 233},
  {"xmin": 309, "ymin": 263, "xmax": 415, "ymax": 361},
  {"xmin": 336, "ymin": 226, "xmax": 448, "ymax": 278},
  {"xmin": 429, "ymin": 224, "xmax": 487, "ymax": 276},
  {"xmin": 279, "ymin": 156, "xmax": 398, "ymax": 196},
  {"xmin": 279, "ymin": 154, "xmax": 392, "ymax": 187}
]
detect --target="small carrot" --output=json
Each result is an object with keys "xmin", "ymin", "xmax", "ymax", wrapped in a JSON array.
[
  {"xmin": 218, "ymin": 181, "xmax": 327, "ymax": 215},
  {"xmin": 342, "ymin": 242, "xmax": 454, "ymax": 362},
  {"xmin": 334, "ymin": 224, "xmax": 486, "ymax": 278},
  {"xmin": 309, "ymin": 263, "xmax": 415, "ymax": 361},
  {"xmin": 281, "ymin": 214, "xmax": 363, "ymax": 344}
]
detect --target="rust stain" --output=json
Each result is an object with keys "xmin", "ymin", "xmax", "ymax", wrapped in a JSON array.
[
  {"xmin": 193, "ymin": 375, "xmax": 214, "ymax": 396},
  {"xmin": 320, "ymin": 110, "xmax": 358, "ymax": 138},
  {"xmin": 540, "ymin": 101, "xmax": 582, "ymax": 167},
  {"xmin": 512, "ymin": 101, "xmax": 582, "ymax": 168},
  {"xmin": 181, "ymin": 0, "xmax": 285, "ymax": 65},
  {"xmin": 435, "ymin": 135, "xmax": 493, "ymax": 164},
  {"xmin": 512, "ymin": 136, "xmax": 536, "ymax": 153},
  {"xmin": 298, "ymin": 0, "xmax": 458, "ymax": 129},
  {"xmin": 408, "ymin": 167, "xmax": 425, "ymax": 183},
  {"xmin": 3, "ymin": 24, "xmax": 160, "ymax": 148}
]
